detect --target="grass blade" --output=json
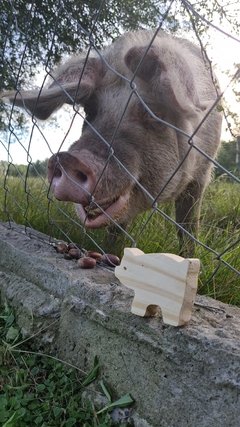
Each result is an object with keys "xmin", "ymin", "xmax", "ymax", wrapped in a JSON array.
[
  {"xmin": 97, "ymin": 393, "xmax": 134, "ymax": 415},
  {"xmin": 99, "ymin": 380, "xmax": 112, "ymax": 402},
  {"xmin": 82, "ymin": 356, "xmax": 100, "ymax": 387}
]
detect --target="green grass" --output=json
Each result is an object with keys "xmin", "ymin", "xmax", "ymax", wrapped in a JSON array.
[
  {"xmin": 0, "ymin": 304, "xmax": 134, "ymax": 427},
  {"xmin": 0, "ymin": 173, "xmax": 240, "ymax": 306}
]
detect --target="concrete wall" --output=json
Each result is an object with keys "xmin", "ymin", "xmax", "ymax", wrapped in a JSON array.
[{"xmin": 0, "ymin": 222, "xmax": 240, "ymax": 426}]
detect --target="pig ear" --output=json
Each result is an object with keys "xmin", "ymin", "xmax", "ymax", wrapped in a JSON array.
[
  {"xmin": 3, "ymin": 57, "xmax": 102, "ymax": 120},
  {"xmin": 125, "ymin": 45, "xmax": 207, "ymax": 117}
]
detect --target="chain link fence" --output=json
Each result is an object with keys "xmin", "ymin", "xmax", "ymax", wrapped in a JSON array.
[{"xmin": 0, "ymin": 0, "xmax": 240, "ymax": 305}]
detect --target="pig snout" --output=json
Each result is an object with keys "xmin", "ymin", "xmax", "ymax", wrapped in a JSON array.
[
  {"xmin": 48, "ymin": 149, "xmax": 134, "ymax": 229},
  {"xmin": 48, "ymin": 151, "xmax": 96, "ymax": 206}
]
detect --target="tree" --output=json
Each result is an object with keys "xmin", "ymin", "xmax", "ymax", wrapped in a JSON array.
[
  {"xmin": 0, "ymin": 0, "xmax": 170, "ymax": 92},
  {"xmin": 1, "ymin": 0, "xmax": 239, "ymax": 133},
  {"xmin": 216, "ymin": 140, "xmax": 240, "ymax": 177},
  {"xmin": 1, "ymin": 0, "xmax": 172, "ymax": 131},
  {"xmin": 28, "ymin": 159, "xmax": 48, "ymax": 177}
]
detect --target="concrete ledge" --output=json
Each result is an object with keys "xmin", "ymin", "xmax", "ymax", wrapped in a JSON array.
[{"xmin": 0, "ymin": 222, "xmax": 240, "ymax": 426}]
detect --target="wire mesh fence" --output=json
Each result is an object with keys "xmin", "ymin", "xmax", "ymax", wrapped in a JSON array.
[{"xmin": 0, "ymin": 0, "xmax": 240, "ymax": 305}]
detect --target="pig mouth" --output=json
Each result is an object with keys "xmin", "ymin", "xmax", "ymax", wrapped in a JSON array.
[{"xmin": 75, "ymin": 191, "xmax": 131, "ymax": 228}]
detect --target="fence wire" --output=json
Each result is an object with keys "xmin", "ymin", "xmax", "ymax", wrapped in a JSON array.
[{"xmin": 0, "ymin": 0, "xmax": 240, "ymax": 305}]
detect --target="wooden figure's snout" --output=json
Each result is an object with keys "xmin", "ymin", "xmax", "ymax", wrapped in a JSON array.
[{"xmin": 115, "ymin": 248, "xmax": 200, "ymax": 326}]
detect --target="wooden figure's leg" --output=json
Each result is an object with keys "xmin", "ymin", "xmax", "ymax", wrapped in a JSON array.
[
  {"xmin": 178, "ymin": 258, "xmax": 200, "ymax": 325},
  {"xmin": 131, "ymin": 296, "xmax": 149, "ymax": 316}
]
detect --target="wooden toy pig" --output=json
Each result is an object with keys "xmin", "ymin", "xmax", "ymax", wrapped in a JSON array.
[{"xmin": 115, "ymin": 248, "xmax": 200, "ymax": 326}]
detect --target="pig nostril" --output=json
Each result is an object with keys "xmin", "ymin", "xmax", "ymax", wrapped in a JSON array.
[
  {"xmin": 53, "ymin": 166, "xmax": 62, "ymax": 179},
  {"xmin": 76, "ymin": 171, "xmax": 88, "ymax": 183}
]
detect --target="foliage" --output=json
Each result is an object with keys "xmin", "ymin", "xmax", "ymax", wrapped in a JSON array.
[
  {"xmin": 28, "ymin": 159, "xmax": 48, "ymax": 177},
  {"xmin": 0, "ymin": 304, "xmax": 134, "ymax": 426},
  {"xmin": 180, "ymin": 0, "xmax": 240, "ymax": 135},
  {"xmin": 1, "ymin": 0, "xmax": 167, "ymax": 131},
  {"xmin": 216, "ymin": 140, "xmax": 240, "ymax": 177},
  {"xmin": 1, "ymin": 0, "xmax": 166, "ymax": 92},
  {"xmin": 0, "ymin": 159, "xmax": 48, "ymax": 177},
  {"xmin": 182, "ymin": 0, "xmax": 240, "ymax": 39},
  {"xmin": 1, "ymin": 0, "xmax": 239, "ymax": 93}
]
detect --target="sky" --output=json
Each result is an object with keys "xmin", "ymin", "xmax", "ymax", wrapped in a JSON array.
[
  {"xmin": 0, "ymin": 3, "xmax": 239, "ymax": 165},
  {"xmin": 0, "ymin": 107, "xmax": 83, "ymax": 165}
]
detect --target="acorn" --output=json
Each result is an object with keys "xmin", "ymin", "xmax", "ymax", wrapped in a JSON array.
[
  {"xmin": 68, "ymin": 242, "xmax": 79, "ymax": 250},
  {"xmin": 55, "ymin": 242, "xmax": 68, "ymax": 254},
  {"xmin": 68, "ymin": 248, "xmax": 81, "ymax": 259},
  {"xmin": 102, "ymin": 253, "xmax": 120, "ymax": 267},
  {"xmin": 77, "ymin": 257, "xmax": 97, "ymax": 269},
  {"xmin": 85, "ymin": 251, "xmax": 103, "ymax": 262}
]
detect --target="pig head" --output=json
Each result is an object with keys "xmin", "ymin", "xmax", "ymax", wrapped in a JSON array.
[{"xmin": 5, "ymin": 30, "xmax": 222, "ymax": 250}]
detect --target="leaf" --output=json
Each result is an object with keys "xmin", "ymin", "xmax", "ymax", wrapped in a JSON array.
[
  {"xmin": 0, "ymin": 396, "xmax": 7, "ymax": 410},
  {"xmin": 0, "ymin": 397, "xmax": 8, "ymax": 423},
  {"xmin": 96, "ymin": 393, "xmax": 134, "ymax": 415},
  {"xmin": 5, "ymin": 313, "xmax": 15, "ymax": 328},
  {"xmin": 99, "ymin": 380, "xmax": 112, "ymax": 402},
  {"xmin": 30, "ymin": 367, "xmax": 40, "ymax": 376},
  {"xmin": 6, "ymin": 326, "xmax": 19, "ymax": 342},
  {"xmin": 35, "ymin": 415, "xmax": 44, "ymax": 425},
  {"xmin": 65, "ymin": 417, "xmax": 77, "ymax": 427},
  {"xmin": 0, "ymin": 410, "xmax": 8, "ymax": 424},
  {"xmin": 53, "ymin": 406, "xmax": 63, "ymax": 418},
  {"xmin": 36, "ymin": 383, "xmax": 46, "ymax": 392},
  {"xmin": 81, "ymin": 356, "xmax": 100, "ymax": 387},
  {"xmin": 2, "ymin": 411, "xmax": 19, "ymax": 427}
]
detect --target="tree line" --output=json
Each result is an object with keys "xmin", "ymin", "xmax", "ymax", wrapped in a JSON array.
[
  {"xmin": 1, "ymin": 140, "xmax": 239, "ymax": 179},
  {"xmin": 0, "ymin": 159, "xmax": 48, "ymax": 177}
]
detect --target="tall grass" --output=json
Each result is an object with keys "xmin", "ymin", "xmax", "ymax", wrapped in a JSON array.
[{"xmin": 0, "ymin": 173, "xmax": 239, "ymax": 306}]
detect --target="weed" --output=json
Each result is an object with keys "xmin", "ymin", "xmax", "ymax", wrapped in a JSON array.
[{"xmin": 0, "ymin": 304, "xmax": 134, "ymax": 427}]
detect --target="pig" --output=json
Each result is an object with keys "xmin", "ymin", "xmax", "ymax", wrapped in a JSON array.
[{"xmin": 4, "ymin": 30, "xmax": 222, "ymax": 254}]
